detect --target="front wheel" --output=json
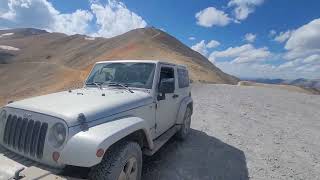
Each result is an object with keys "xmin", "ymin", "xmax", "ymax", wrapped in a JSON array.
[
  {"xmin": 88, "ymin": 141, "xmax": 142, "ymax": 180},
  {"xmin": 176, "ymin": 107, "xmax": 192, "ymax": 140}
]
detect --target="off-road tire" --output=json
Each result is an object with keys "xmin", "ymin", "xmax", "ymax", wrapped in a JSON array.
[
  {"xmin": 88, "ymin": 141, "xmax": 142, "ymax": 180},
  {"xmin": 176, "ymin": 107, "xmax": 192, "ymax": 140}
]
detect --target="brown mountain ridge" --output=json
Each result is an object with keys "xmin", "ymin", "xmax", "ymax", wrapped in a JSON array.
[{"xmin": 0, "ymin": 27, "xmax": 238, "ymax": 105}]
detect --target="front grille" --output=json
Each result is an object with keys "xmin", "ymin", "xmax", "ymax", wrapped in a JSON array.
[{"xmin": 3, "ymin": 114, "xmax": 48, "ymax": 159}]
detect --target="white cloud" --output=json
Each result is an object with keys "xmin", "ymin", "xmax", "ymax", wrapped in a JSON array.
[
  {"xmin": 277, "ymin": 56, "xmax": 319, "ymax": 73},
  {"xmin": 53, "ymin": 9, "xmax": 93, "ymax": 35},
  {"xmin": 209, "ymin": 44, "xmax": 271, "ymax": 64},
  {"xmin": 281, "ymin": 18, "xmax": 320, "ymax": 62},
  {"xmin": 228, "ymin": 0, "xmax": 264, "ymax": 20},
  {"xmin": 1, "ymin": 0, "xmax": 58, "ymax": 29},
  {"xmin": 216, "ymin": 61, "xmax": 320, "ymax": 79},
  {"xmin": 189, "ymin": 36, "xmax": 196, "ymax": 41},
  {"xmin": 285, "ymin": 18, "xmax": 320, "ymax": 55},
  {"xmin": 91, "ymin": 0, "xmax": 147, "ymax": 38},
  {"xmin": 258, "ymin": 18, "xmax": 320, "ymax": 79},
  {"xmin": 0, "ymin": 0, "xmax": 93, "ymax": 35},
  {"xmin": 303, "ymin": 54, "xmax": 320, "ymax": 64},
  {"xmin": 206, "ymin": 40, "xmax": 220, "ymax": 48},
  {"xmin": 284, "ymin": 49, "xmax": 320, "ymax": 61},
  {"xmin": 211, "ymin": 19, "xmax": 320, "ymax": 79},
  {"xmin": 274, "ymin": 30, "xmax": 292, "ymax": 43},
  {"xmin": 269, "ymin": 29, "xmax": 276, "ymax": 37},
  {"xmin": 213, "ymin": 27, "xmax": 320, "ymax": 79},
  {"xmin": 244, "ymin": 33, "xmax": 256, "ymax": 42},
  {"xmin": 0, "ymin": 0, "xmax": 9, "ymax": 15},
  {"xmin": 89, "ymin": 0, "xmax": 100, "ymax": 4},
  {"xmin": 216, "ymin": 62, "xmax": 276, "ymax": 78},
  {"xmin": 0, "ymin": 0, "xmax": 147, "ymax": 37},
  {"xmin": 191, "ymin": 39, "xmax": 220, "ymax": 56},
  {"xmin": 278, "ymin": 59, "xmax": 301, "ymax": 69},
  {"xmin": 191, "ymin": 40, "xmax": 209, "ymax": 56},
  {"xmin": 295, "ymin": 64, "xmax": 320, "ymax": 73},
  {"xmin": 195, "ymin": 7, "xmax": 231, "ymax": 27},
  {"xmin": 277, "ymin": 58, "xmax": 320, "ymax": 77}
]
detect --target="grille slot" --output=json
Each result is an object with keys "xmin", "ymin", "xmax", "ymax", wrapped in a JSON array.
[
  {"xmin": 24, "ymin": 120, "xmax": 34, "ymax": 154},
  {"xmin": 2, "ymin": 114, "xmax": 48, "ymax": 159},
  {"xmin": 13, "ymin": 117, "xmax": 23, "ymax": 149},
  {"xmin": 37, "ymin": 123, "xmax": 48, "ymax": 158},
  {"xmin": 3, "ymin": 114, "xmax": 12, "ymax": 144},
  {"xmin": 18, "ymin": 118, "xmax": 28, "ymax": 152},
  {"xmin": 8, "ymin": 115, "xmax": 17, "ymax": 147},
  {"xmin": 30, "ymin": 121, "xmax": 41, "ymax": 157}
]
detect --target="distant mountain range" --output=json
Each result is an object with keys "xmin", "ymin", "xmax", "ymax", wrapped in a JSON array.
[{"xmin": 242, "ymin": 78, "xmax": 320, "ymax": 90}]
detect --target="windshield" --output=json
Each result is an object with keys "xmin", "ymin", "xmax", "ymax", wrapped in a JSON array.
[{"xmin": 86, "ymin": 62, "xmax": 156, "ymax": 89}]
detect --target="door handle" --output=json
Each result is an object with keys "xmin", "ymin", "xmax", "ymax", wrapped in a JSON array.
[{"xmin": 172, "ymin": 94, "xmax": 179, "ymax": 98}]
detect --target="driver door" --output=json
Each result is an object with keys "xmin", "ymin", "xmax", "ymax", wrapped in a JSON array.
[{"xmin": 155, "ymin": 65, "xmax": 179, "ymax": 137}]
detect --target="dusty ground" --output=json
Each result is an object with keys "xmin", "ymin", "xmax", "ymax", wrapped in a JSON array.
[
  {"xmin": 142, "ymin": 84, "xmax": 320, "ymax": 180},
  {"xmin": 1, "ymin": 84, "xmax": 319, "ymax": 180}
]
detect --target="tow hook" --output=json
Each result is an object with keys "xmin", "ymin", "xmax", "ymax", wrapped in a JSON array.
[{"xmin": 9, "ymin": 167, "xmax": 25, "ymax": 180}]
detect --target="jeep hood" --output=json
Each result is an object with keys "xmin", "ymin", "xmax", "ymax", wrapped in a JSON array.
[{"xmin": 6, "ymin": 88, "xmax": 153, "ymax": 127}]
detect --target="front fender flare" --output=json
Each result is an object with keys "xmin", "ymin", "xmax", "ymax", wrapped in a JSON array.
[{"xmin": 60, "ymin": 117, "xmax": 154, "ymax": 167}]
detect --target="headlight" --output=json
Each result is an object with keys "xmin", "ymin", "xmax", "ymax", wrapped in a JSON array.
[
  {"xmin": 48, "ymin": 123, "xmax": 66, "ymax": 148},
  {"xmin": 0, "ymin": 109, "xmax": 7, "ymax": 127}
]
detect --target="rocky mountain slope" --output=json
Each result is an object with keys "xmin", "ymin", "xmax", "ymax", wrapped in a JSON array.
[{"xmin": 0, "ymin": 28, "xmax": 238, "ymax": 105}]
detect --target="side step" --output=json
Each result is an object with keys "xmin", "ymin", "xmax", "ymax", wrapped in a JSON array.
[{"xmin": 143, "ymin": 126, "xmax": 179, "ymax": 156}]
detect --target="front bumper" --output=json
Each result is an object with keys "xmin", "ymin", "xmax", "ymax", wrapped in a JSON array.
[{"xmin": 0, "ymin": 145, "xmax": 80, "ymax": 180}]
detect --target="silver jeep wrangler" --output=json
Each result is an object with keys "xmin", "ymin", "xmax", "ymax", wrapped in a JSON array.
[{"xmin": 0, "ymin": 60, "xmax": 193, "ymax": 180}]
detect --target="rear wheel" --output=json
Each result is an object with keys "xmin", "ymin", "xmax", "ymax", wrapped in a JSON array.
[
  {"xmin": 176, "ymin": 107, "xmax": 192, "ymax": 140},
  {"xmin": 88, "ymin": 141, "xmax": 142, "ymax": 180}
]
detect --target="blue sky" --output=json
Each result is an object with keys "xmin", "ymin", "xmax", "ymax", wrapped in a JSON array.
[{"xmin": 1, "ymin": 0, "xmax": 320, "ymax": 79}]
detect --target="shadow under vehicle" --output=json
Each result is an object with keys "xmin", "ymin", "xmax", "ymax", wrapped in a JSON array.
[{"xmin": 142, "ymin": 129, "xmax": 249, "ymax": 180}]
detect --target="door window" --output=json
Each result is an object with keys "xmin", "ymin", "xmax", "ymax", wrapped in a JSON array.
[
  {"xmin": 159, "ymin": 67, "xmax": 175, "ymax": 91},
  {"xmin": 177, "ymin": 68, "xmax": 189, "ymax": 88}
]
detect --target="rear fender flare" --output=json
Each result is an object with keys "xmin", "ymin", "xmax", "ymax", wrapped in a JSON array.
[{"xmin": 176, "ymin": 97, "xmax": 193, "ymax": 125}]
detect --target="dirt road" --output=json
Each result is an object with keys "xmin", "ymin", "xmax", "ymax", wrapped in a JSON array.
[{"xmin": 142, "ymin": 84, "xmax": 320, "ymax": 180}]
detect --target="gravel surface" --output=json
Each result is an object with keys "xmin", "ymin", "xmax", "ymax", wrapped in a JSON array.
[{"xmin": 142, "ymin": 84, "xmax": 320, "ymax": 180}]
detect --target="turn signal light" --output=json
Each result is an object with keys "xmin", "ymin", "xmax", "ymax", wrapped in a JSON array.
[
  {"xmin": 96, "ymin": 148, "xmax": 104, "ymax": 157},
  {"xmin": 52, "ymin": 151, "xmax": 60, "ymax": 162}
]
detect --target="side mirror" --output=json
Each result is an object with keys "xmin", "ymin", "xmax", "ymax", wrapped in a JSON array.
[
  {"xmin": 159, "ymin": 78, "xmax": 175, "ymax": 94},
  {"xmin": 157, "ymin": 78, "xmax": 174, "ymax": 101}
]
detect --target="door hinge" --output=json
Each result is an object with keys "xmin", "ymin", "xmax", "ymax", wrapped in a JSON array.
[
  {"xmin": 155, "ymin": 123, "xmax": 157, "ymax": 129},
  {"xmin": 155, "ymin": 103, "xmax": 158, "ymax": 109}
]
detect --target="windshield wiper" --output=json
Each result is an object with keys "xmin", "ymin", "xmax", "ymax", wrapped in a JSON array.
[
  {"xmin": 86, "ymin": 82, "xmax": 102, "ymax": 89},
  {"xmin": 105, "ymin": 82, "xmax": 134, "ymax": 93}
]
